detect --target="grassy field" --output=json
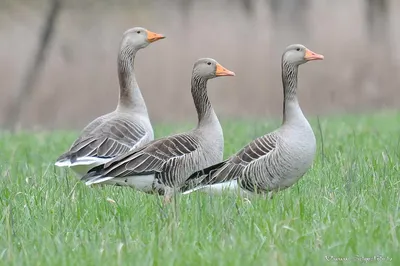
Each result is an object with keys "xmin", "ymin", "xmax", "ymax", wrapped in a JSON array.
[{"xmin": 1, "ymin": 111, "xmax": 400, "ymax": 266}]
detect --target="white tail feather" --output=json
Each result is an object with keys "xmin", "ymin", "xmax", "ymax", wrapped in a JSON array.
[
  {"xmin": 85, "ymin": 175, "xmax": 115, "ymax": 186},
  {"xmin": 55, "ymin": 156, "xmax": 112, "ymax": 167},
  {"xmin": 55, "ymin": 156, "xmax": 112, "ymax": 176},
  {"xmin": 183, "ymin": 180, "xmax": 242, "ymax": 195},
  {"xmin": 54, "ymin": 160, "xmax": 69, "ymax": 167}
]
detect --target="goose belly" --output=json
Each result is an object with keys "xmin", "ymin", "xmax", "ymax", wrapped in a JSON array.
[
  {"xmin": 112, "ymin": 175, "xmax": 156, "ymax": 193},
  {"xmin": 70, "ymin": 165, "xmax": 93, "ymax": 178},
  {"xmin": 190, "ymin": 180, "xmax": 254, "ymax": 197},
  {"xmin": 273, "ymin": 158, "xmax": 314, "ymax": 189},
  {"xmin": 242, "ymin": 142, "xmax": 316, "ymax": 192},
  {"xmin": 276, "ymin": 130, "xmax": 316, "ymax": 188}
]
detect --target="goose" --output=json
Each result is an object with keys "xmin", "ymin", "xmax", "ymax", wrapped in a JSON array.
[
  {"xmin": 81, "ymin": 58, "xmax": 235, "ymax": 202},
  {"xmin": 181, "ymin": 44, "xmax": 324, "ymax": 197},
  {"xmin": 55, "ymin": 27, "xmax": 165, "ymax": 179}
]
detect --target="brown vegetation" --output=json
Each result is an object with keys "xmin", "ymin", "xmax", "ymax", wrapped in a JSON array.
[{"xmin": 1, "ymin": 0, "xmax": 399, "ymax": 129}]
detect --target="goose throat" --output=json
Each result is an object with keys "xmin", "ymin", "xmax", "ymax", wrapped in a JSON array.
[
  {"xmin": 282, "ymin": 62, "xmax": 300, "ymax": 123},
  {"xmin": 191, "ymin": 76, "xmax": 213, "ymax": 125},
  {"xmin": 117, "ymin": 47, "xmax": 147, "ymax": 114}
]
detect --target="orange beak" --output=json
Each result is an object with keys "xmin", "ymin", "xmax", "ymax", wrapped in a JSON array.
[
  {"xmin": 304, "ymin": 49, "xmax": 324, "ymax": 61},
  {"xmin": 215, "ymin": 63, "xmax": 236, "ymax": 77},
  {"xmin": 146, "ymin": 30, "xmax": 165, "ymax": 43}
]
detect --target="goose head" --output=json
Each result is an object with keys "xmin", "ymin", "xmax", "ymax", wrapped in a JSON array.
[
  {"xmin": 283, "ymin": 44, "xmax": 324, "ymax": 66},
  {"xmin": 121, "ymin": 27, "xmax": 165, "ymax": 50},
  {"xmin": 193, "ymin": 58, "xmax": 235, "ymax": 80}
]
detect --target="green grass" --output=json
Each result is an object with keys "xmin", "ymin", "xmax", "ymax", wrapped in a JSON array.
[{"xmin": 1, "ymin": 111, "xmax": 400, "ymax": 266}]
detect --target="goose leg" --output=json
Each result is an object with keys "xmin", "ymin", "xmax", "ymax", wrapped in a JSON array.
[
  {"xmin": 243, "ymin": 197, "xmax": 252, "ymax": 204},
  {"xmin": 163, "ymin": 194, "xmax": 172, "ymax": 205},
  {"xmin": 267, "ymin": 191, "xmax": 275, "ymax": 200},
  {"xmin": 163, "ymin": 187, "xmax": 175, "ymax": 205},
  {"xmin": 259, "ymin": 191, "xmax": 275, "ymax": 200}
]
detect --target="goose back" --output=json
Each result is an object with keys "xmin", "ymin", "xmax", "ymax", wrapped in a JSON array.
[
  {"xmin": 81, "ymin": 58, "xmax": 235, "ymax": 198},
  {"xmin": 55, "ymin": 27, "xmax": 164, "ymax": 177},
  {"xmin": 182, "ymin": 44, "xmax": 322, "ymax": 196}
]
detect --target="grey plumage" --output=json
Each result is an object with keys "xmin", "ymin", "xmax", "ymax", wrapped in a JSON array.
[
  {"xmin": 55, "ymin": 27, "xmax": 165, "ymax": 177},
  {"xmin": 56, "ymin": 114, "xmax": 149, "ymax": 163},
  {"xmin": 82, "ymin": 58, "xmax": 235, "ymax": 202},
  {"xmin": 182, "ymin": 44, "xmax": 324, "ymax": 196},
  {"xmin": 83, "ymin": 133, "xmax": 201, "ymax": 193}
]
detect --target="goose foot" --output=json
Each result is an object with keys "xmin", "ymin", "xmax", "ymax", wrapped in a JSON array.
[
  {"xmin": 163, "ymin": 195, "xmax": 172, "ymax": 205},
  {"xmin": 260, "ymin": 191, "xmax": 274, "ymax": 200},
  {"xmin": 163, "ymin": 187, "xmax": 175, "ymax": 205},
  {"xmin": 235, "ymin": 197, "xmax": 252, "ymax": 215},
  {"xmin": 243, "ymin": 197, "xmax": 252, "ymax": 205},
  {"xmin": 267, "ymin": 191, "xmax": 275, "ymax": 200}
]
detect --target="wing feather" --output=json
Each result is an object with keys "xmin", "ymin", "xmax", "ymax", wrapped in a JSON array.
[
  {"xmin": 56, "ymin": 116, "xmax": 149, "ymax": 163},
  {"xmin": 82, "ymin": 133, "xmax": 200, "ymax": 181},
  {"xmin": 182, "ymin": 133, "xmax": 278, "ymax": 191}
]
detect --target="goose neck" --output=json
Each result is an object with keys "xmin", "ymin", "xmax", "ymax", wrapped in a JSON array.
[
  {"xmin": 281, "ymin": 62, "xmax": 303, "ymax": 124},
  {"xmin": 191, "ymin": 75, "xmax": 216, "ymax": 127},
  {"xmin": 116, "ymin": 46, "xmax": 148, "ymax": 115}
]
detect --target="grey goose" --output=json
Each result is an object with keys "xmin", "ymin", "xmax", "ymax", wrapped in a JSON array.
[
  {"xmin": 182, "ymin": 44, "xmax": 324, "ymax": 197},
  {"xmin": 55, "ymin": 27, "xmax": 165, "ymax": 179},
  {"xmin": 81, "ymin": 58, "xmax": 235, "ymax": 202}
]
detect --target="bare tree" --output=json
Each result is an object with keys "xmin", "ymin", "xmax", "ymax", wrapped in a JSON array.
[
  {"xmin": 365, "ymin": 0, "xmax": 389, "ymax": 43},
  {"xmin": 4, "ymin": 0, "xmax": 63, "ymax": 131},
  {"xmin": 239, "ymin": 0, "xmax": 254, "ymax": 16}
]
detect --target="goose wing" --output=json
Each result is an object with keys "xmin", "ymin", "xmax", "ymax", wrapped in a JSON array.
[
  {"xmin": 81, "ymin": 133, "xmax": 200, "ymax": 184},
  {"xmin": 56, "ymin": 117, "xmax": 149, "ymax": 163},
  {"xmin": 183, "ymin": 133, "xmax": 278, "ymax": 190}
]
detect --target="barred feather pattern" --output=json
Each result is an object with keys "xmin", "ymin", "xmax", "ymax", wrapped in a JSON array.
[
  {"xmin": 118, "ymin": 46, "xmax": 141, "ymax": 109},
  {"xmin": 282, "ymin": 61, "xmax": 297, "ymax": 121},
  {"xmin": 56, "ymin": 114, "xmax": 151, "ymax": 163},
  {"xmin": 82, "ymin": 72, "xmax": 224, "ymax": 194},
  {"xmin": 181, "ymin": 133, "xmax": 277, "ymax": 192},
  {"xmin": 55, "ymin": 38, "xmax": 154, "ymax": 174},
  {"xmin": 182, "ymin": 53, "xmax": 316, "ymax": 195}
]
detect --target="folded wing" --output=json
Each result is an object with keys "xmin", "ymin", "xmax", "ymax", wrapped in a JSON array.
[
  {"xmin": 82, "ymin": 133, "xmax": 200, "ymax": 186},
  {"xmin": 182, "ymin": 133, "xmax": 278, "ymax": 193}
]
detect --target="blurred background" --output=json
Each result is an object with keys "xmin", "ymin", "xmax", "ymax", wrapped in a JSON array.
[{"xmin": 1, "ymin": 0, "xmax": 399, "ymax": 130}]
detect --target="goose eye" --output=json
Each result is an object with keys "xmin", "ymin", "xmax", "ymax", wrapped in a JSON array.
[
  {"xmin": 296, "ymin": 48, "xmax": 300, "ymax": 51},
  {"xmin": 207, "ymin": 62, "xmax": 211, "ymax": 65},
  {"xmin": 137, "ymin": 31, "xmax": 141, "ymax": 34}
]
